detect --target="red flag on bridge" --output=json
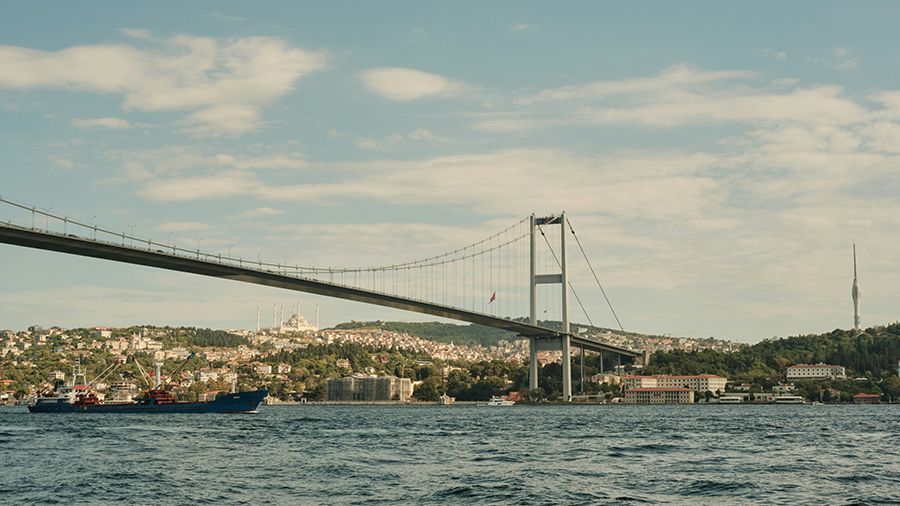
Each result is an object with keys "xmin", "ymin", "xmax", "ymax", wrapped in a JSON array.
[{"xmin": 489, "ymin": 292, "xmax": 496, "ymax": 303}]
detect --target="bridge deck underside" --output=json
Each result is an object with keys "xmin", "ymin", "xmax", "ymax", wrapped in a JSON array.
[{"xmin": 0, "ymin": 224, "xmax": 638, "ymax": 358}]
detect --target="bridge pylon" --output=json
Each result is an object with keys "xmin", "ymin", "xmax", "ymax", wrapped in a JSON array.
[{"xmin": 529, "ymin": 212, "xmax": 572, "ymax": 401}]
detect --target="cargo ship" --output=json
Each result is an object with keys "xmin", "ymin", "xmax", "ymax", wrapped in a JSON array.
[{"xmin": 28, "ymin": 356, "xmax": 267, "ymax": 414}]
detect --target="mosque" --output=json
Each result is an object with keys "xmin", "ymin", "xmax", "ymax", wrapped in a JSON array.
[{"xmin": 257, "ymin": 302, "xmax": 318, "ymax": 334}]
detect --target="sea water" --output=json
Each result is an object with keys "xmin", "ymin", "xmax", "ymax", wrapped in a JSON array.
[{"xmin": 1, "ymin": 404, "xmax": 898, "ymax": 505}]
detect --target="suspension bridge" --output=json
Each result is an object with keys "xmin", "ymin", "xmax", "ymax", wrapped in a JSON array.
[{"xmin": 0, "ymin": 196, "xmax": 644, "ymax": 401}]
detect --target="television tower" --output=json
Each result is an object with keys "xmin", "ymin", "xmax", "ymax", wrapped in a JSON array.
[{"xmin": 852, "ymin": 242, "xmax": 861, "ymax": 333}]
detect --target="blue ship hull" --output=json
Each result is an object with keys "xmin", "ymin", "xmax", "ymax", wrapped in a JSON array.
[{"xmin": 28, "ymin": 390, "xmax": 268, "ymax": 414}]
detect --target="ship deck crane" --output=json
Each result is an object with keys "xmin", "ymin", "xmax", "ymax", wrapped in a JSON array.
[{"xmin": 162, "ymin": 352, "xmax": 196, "ymax": 391}]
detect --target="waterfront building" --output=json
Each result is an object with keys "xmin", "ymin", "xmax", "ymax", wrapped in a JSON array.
[
  {"xmin": 590, "ymin": 373, "xmax": 622, "ymax": 385},
  {"xmin": 853, "ymin": 393, "xmax": 880, "ymax": 404},
  {"xmin": 623, "ymin": 374, "xmax": 727, "ymax": 393},
  {"xmin": 786, "ymin": 364, "xmax": 847, "ymax": 381},
  {"xmin": 772, "ymin": 384, "xmax": 796, "ymax": 394},
  {"xmin": 326, "ymin": 376, "xmax": 412, "ymax": 402},
  {"xmin": 624, "ymin": 387, "xmax": 694, "ymax": 404}
]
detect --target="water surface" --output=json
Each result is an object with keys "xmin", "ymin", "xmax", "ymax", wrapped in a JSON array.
[{"xmin": 1, "ymin": 404, "xmax": 898, "ymax": 505}]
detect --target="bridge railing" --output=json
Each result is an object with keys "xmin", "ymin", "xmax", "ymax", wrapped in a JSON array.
[{"xmin": 0, "ymin": 195, "xmax": 530, "ymax": 322}]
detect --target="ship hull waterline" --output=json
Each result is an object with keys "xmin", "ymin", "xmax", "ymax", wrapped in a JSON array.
[{"xmin": 28, "ymin": 390, "xmax": 268, "ymax": 414}]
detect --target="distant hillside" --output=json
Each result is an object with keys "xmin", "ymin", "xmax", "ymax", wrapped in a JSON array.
[
  {"xmin": 331, "ymin": 321, "xmax": 515, "ymax": 348},
  {"xmin": 649, "ymin": 323, "xmax": 900, "ymax": 381},
  {"xmin": 330, "ymin": 319, "xmax": 650, "ymax": 348}
]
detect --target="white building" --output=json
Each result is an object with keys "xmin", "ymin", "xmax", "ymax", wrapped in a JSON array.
[
  {"xmin": 786, "ymin": 364, "xmax": 846, "ymax": 381},
  {"xmin": 624, "ymin": 387, "xmax": 694, "ymax": 404},
  {"xmin": 773, "ymin": 383, "xmax": 796, "ymax": 394},
  {"xmin": 624, "ymin": 374, "xmax": 727, "ymax": 393}
]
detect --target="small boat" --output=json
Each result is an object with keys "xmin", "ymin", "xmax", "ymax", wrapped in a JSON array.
[
  {"xmin": 486, "ymin": 396, "xmax": 515, "ymax": 406},
  {"xmin": 718, "ymin": 396, "xmax": 743, "ymax": 404}
]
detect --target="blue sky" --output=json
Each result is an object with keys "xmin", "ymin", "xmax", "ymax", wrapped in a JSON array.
[{"xmin": 1, "ymin": 2, "xmax": 898, "ymax": 342}]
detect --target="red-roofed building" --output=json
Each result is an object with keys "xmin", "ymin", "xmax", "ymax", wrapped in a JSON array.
[
  {"xmin": 625, "ymin": 387, "xmax": 694, "ymax": 404},
  {"xmin": 853, "ymin": 393, "xmax": 880, "ymax": 404}
]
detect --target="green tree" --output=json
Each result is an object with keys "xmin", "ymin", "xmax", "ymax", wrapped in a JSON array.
[
  {"xmin": 882, "ymin": 376, "xmax": 900, "ymax": 401},
  {"xmin": 309, "ymin": 380, "xmax": 327, "ymax": 401},
  {"xmin": 413, "ymin": 377, "xmax": 443, "ymax": 401}
]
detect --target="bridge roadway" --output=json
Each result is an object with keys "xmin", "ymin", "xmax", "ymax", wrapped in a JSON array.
[{"xmin": 0, "ymin": 223, "xmax": 639, "ymax": 359}]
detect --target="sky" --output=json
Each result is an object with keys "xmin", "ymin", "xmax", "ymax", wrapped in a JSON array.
[{"xmin": 1, "ymin": 2, "xmax": 898, "ymax": 343}]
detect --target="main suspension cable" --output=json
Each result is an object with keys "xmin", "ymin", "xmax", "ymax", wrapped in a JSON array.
[
  {"xmin": 536, "ymin": 222, "xmax": 597, "ymax": 331},
  {"xmin": 565, "ymin": 216, "xmax": 624, "ymax": 332}
]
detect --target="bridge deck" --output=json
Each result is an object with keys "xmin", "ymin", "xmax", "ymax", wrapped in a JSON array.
[{"xmin": 0, "ymin": 223, "xmax": 638, "ymax": 357}]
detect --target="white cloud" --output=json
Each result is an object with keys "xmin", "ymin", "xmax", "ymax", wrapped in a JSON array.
[
  {"xmin": 47, "ymin": 155, "xmax": 74, "ymax": 170},
  {"xmin": 327, "ymin": 129, "xmax": 345, "ymax": 138},
  {"xmin": 757, "ymin": 48, "xmax": 786, "ymax": 61},
  {"xmin": 835, "ymin": 57, "xmax": 859, "ymax": 70},
  {"xmin": 513, "ymin": 24, "xmax": 529, "ymax": 31},
  {"xmin": 354, "ymin": 128, "xmax": 449, "ymax": 150},
  {"xmin": 511, "ymin": 65, "xmax": 871, "ymax": 129},
  {"xmin": 138, "ymin": 148, "xmax": 725, "ymax": 220},
  {"xmin": 807, "ymin": 48, "xmax": 859, "ymax": 71},
  {"xmin": 472, "ymin": 117, "xmax": 541, "ymax": 132},
  {"xmin": 516, "ymin": 64, "xmax": 759, "ymax": 105},
  {"xmin": 121, "ymin": 28, "xmax": 153, "ymax": 40},
  {"xmin": 72, "ymin": 117, "xmax": 133, "ymax": 129},
  {"xmin": 358, "ymin": 67, "xmax": 470, "ymax": 101},
  {"xmin": 239, "ymin": 207, "xmax": 284, "ymax": 218},
  {"xmin": 104, "ymin": 145, "xmax": 309, "ymax": 182},
  {"xmin": 0, "ymin": 33, "xmax": 329, "ymax": 136},
  {"xmin": 153, "ymin": 221, "xmax": 209, "ymax": 232},
  {"xmin": 211, "ymin": 13, "xmax": 243, "ymax": 22},
  {"xmin": 140, "ymin": 171, "xmax": 258, "ymax": 201}
]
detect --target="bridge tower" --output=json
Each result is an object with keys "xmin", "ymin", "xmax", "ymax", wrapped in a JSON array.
[{"xmin": 529, "ymin": 212, "xmax": 572, "ymax": 401}]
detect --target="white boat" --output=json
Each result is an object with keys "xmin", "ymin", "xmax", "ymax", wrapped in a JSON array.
[
  {"xmin": 718, "ymin": 396, "xmax": 743, "ymax": 404},
  {"xmin": 773, "ymin": 395, "xmax": 805, "ymax": 404},
  {"xmin": 486, "ymin": 396, "xmax": 514, "ymax": 406}
]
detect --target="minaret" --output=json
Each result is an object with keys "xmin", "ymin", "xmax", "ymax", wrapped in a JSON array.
[
  {"xmin": 852, "ymin": 243, "xmax": 861, "ymax": 333},
  {"xmin": 273, "ymin": 303, "xmax": 276, "ymax": 328},
  {"xmin": 256, "ymin": 306, "xmax": 260, "ymax": 333},
  {"xmin": 316, "ymin": 304, "xmax": 319, "ymax": 330}
]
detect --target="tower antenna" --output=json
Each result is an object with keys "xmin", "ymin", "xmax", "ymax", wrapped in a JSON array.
[{"xmin": 852, "ymin": 241, "xmax": 861, "ymax": 333}]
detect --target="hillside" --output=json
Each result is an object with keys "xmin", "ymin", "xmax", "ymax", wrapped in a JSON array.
[
  {"xmin": 331, "ymin": 321, "xmax": 514, "ymax": 348},
  {"xmin": 648, "ymin": 323, "xmax": 900, "ymax": 382}
]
